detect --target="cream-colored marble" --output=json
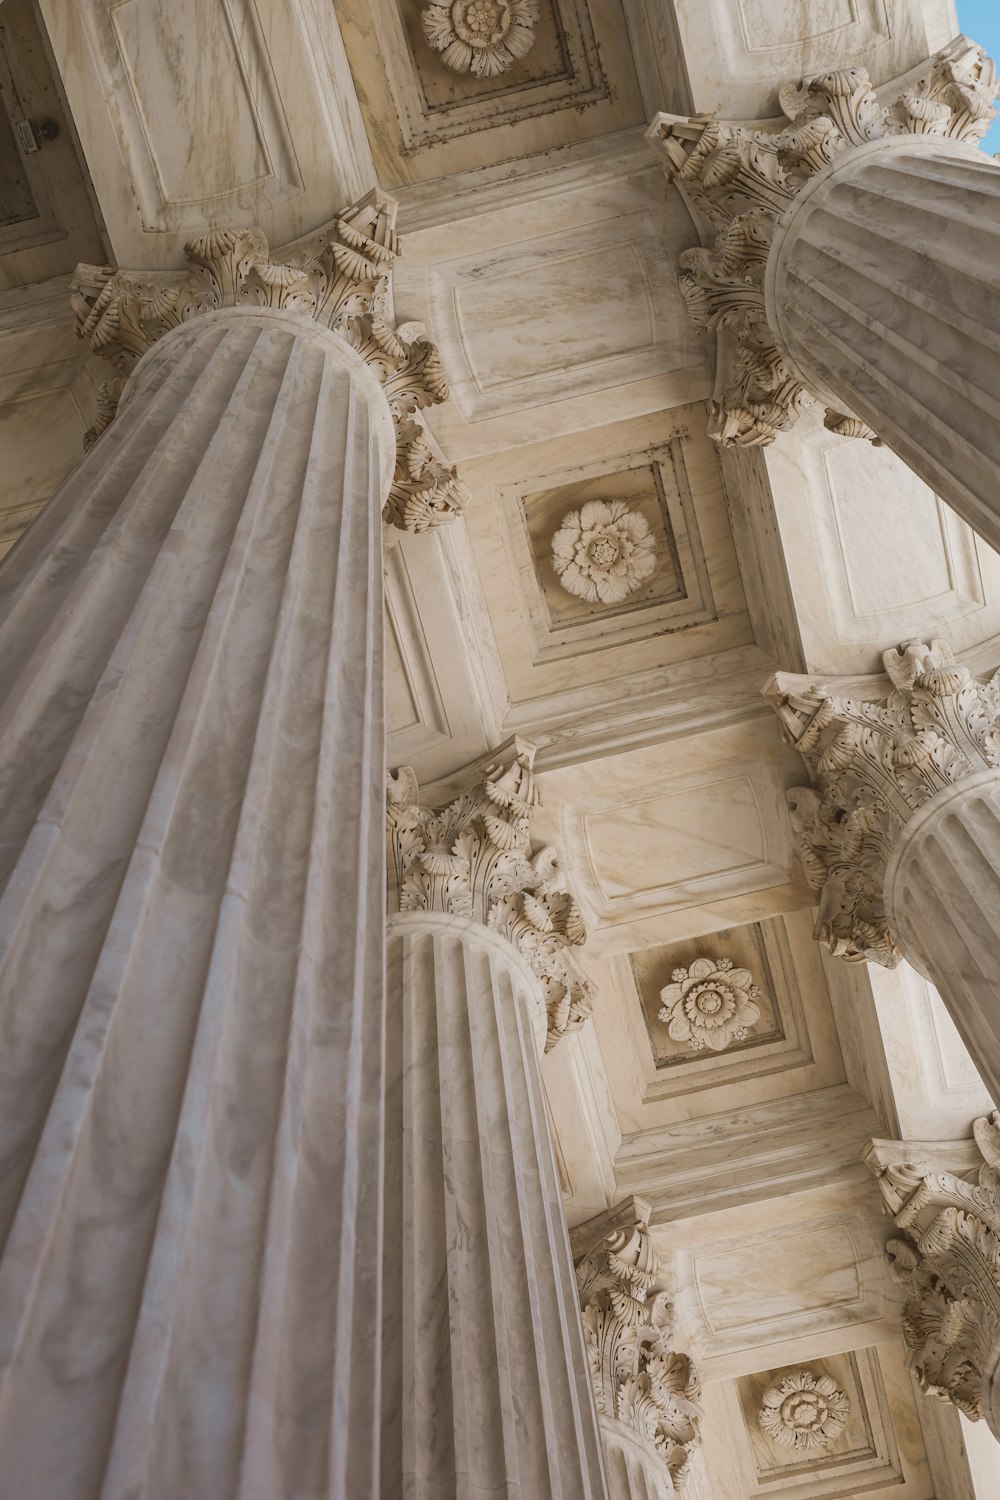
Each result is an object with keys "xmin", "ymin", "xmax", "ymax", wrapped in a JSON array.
[
  {"xmin": 867, "ymin": 1117, "xmax": 1000, "ymax": 1439},
  {"xmin": 34, "ymin": 0, "xmax": 375, "ymax": 266},
  {"xmin": 0, "ymin": 279, "xmax": 105, "ymax": 557},
  {"xmin": 383, "ymin": 910, "xmax": 608, "ymax": 1498},
  {"xmin": 538, "ymin": 718, "xmax": 810, "ymax": 956},
  {"xmin": 641, "ymin": 0, "xmax": 957, "ymax": 118},
  {"xmin": 0, "ymin": 308, "xmax": 394, "ymax": 1498},
  {"xmin": 703, "ymin": 1341, "xmax": 935, "ymax": 1500},
  {"xmin": 333, "ymin": 0, "xmax": 644, "ymax": 186},
  {"xmin": 770, "ymin": 640, "xmax": 1000, "ymax": 1102},
  {"xmin": 759, "ymin": 410, "xmax": 1000, "ymax": 676},
  {"xmin": 768, "ymin": 133, "xmax": 1000, "ymax": 556}
]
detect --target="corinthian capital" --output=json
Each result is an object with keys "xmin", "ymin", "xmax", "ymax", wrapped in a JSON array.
[
  {"xmin": 70, "ymin": 192, "xmax": 467, "ymax": 533},
  {"xmin": 650, "ymin": 38, "xmax": 998, "ymax": 447},
  {"xmin": 572, "ymin": 1199, "xmax": 703, "ymax": 1490},
  {"xmin": 386, "ymin": 738, "xmax": 595, "ymax": 1051},
  {"xmin": 864, "ymin": 1117, "xmax": 1000, "ymax": 1432},
  {"xmin": 767, "ymin": 639, "xmax": 1000, "ymax": 967}
]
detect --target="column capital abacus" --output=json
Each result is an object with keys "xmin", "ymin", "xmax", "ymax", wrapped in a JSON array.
[
  {"xmin": 649, "ymin": 37, "xmax": 998, "ymax": 448},
  {"xmin": 571, "ymin": 1197, "xmax": 703, "ymax": 1493},
  {"xmin": 386, "ymin": 737, "xmax": 595, "ymax": 1051},
  {"xmin": 864, "ymin": 1118, "xmax": 1000, "ymax": 1435},
  {"xmin": 766, "ymin": 639, "xmax": 1000, "ymax": 968},
  {"xmin": 70, "ymin": 191, "xmax": 467, "ymax": 533}
]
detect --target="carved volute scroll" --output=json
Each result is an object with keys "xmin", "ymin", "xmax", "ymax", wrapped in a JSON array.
[
  {"xmin": 865, "ymin": 1116, "xmax": 1000, "ymax": 1434},
  {"xmin": 71, "ymin": 192, "xmax": 468, "ymax": 533},
  {"xmin": 766, "ymin": 639, "xmax": 1000, "ymax": 967},
  {"xmin": 650, "ymin": 39, "xmax": 998, "ymax": 447},
  {"xmin": 386, "ymin": 737, "xmax": 595, "ymax": 1051},
  {"xmin": 572, "ymin": 1198, "xmax": 703, "ymax": 1489}
]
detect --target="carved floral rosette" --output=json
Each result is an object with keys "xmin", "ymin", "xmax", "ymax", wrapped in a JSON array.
[
  {"xmin": 767, "ymin": 639, "xmax": 1000, "ymax": 967},
  {"xmin": 651, "ymin": 40, "xmax": 998, "ymax": 446},
  {"xmin": 759, "ymin": 1370, "xmax": 850, "ymax": 1451},
  {"xmin": 70, "ymin": 193, "xmax": 468, "ymax": 534},
  {"xmin": 386, "ymin": 740, "xmax": 595, "ymax": 1051},
  {"xmin": 422, "ymin": 0, "xmax": 539, "ymax": 78},
  {"xmin": 866, "ymin": 1115, "xmax": 1000, "ymax": 1425},
  {"xmin": 658, "ymin": 955, "xmax": 762, "ymax": 1053},
  {"xmin": 551, "ymin": 500, "xmax": 657, "ymax": 605},
  {"xmin": 574, "ymin": 1204, "xmax": 702, "ymax": 1489}
]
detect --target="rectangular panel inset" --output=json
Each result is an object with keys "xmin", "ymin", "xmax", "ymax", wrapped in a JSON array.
[
  {"xmin": 824, "ymin": 441, "xmax": 955, "ymax": 618},
  {"xmin": 584, "ymin": 773, "xmax": 766, "ymax": 903},
  {"xmin": 110, "ymin": 0, "xmax": 272, "ymax": 204},
  {"xmin": 0, "ymin": 386, "xmax": 87, "ymax": 505},
  {"xmin": 737, "ymin": 0, "xmax": 857, "ymax": 52},
  {"xmin": 454, "ymin": 242, "xmax": 655, "ymax": 394},
  {"xmin": 695, "ymin": 1225, "xmax": 861, "ymax": 1335}
]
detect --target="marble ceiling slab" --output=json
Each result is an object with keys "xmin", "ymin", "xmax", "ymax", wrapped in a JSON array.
[
  {"xmin": 393, "ymin": 159, "xmax": 713, "ymax": 459},
  {"xmin": 703, "ymin": 1342, "xmax": 934, "ymax": 1500},
  {"xmin": 539, "ymin": 717, "xmax": 810, "ymax": 955},
  {"xmin": 333, "ymin": 0, "xmax": 643, "ymax": 184},
  {"xmin": 629, "ymin": 0, "xmax": 960, "ymax": 119},
  {"xmin": 0, "ymin": 279, "xmax": 103, "ymax": 560},
  {"xmin": 761, "ymin": 411, "xmax": 1000, "ymax": 676},
  {"xmin": 35, "ymin": 0, "xmax": 375, "ymax": 265}
]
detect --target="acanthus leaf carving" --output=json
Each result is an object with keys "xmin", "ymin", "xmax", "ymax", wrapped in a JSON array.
[
  {"xmin": 71, "ymin": 194, "xmax": 468, "ymax": 534},
  {"xmin": 386, "ymin": 740, "xmax": 595, "ymax": 1051},
  {"xmin": 574, "ymin": 1201, "xmax": 702, "ymax": 1489},
  {"xmin": 866, "ymin": 1119, "xmax": 1000, "ymax": 1425},
  {"xmin": 652, "ymin": 40, "xmax": 998, "ymax": 447},
  {"xmin": 767, "ymin": 639, "xmax": 1000, "ymax": 967}
]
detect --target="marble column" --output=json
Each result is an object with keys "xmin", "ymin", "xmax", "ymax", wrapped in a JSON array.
[
  {"xmin": 768, "ymin": 638, "xmax": 1000, "ymax": 1105},
  {"xmin": 384, "ymin": 741, "xmax": 607, "ymax": 1498},
  {"xmin": 571, "ymin": 1199, "xmax": 702, "ymax": 1500},
  {"xmin": 0, "ymin": 199, "xmax": 462, "ymax": 1498},
  {"xmin": 865, "ymin": 1118, "xmax": 1000, "ymax": 1439},
  {"xmin": 652, "ymin": 38, "xmax": 1000, "ymax": 551}
]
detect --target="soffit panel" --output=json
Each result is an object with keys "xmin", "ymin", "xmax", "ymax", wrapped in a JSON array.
[
  {"xmin": 333, "ymin": 0, "xmax": 645, "ymax": 185},
  {"xmin": 700, "ymin": 1342, "xmax": 934, "ymax": 1500}
]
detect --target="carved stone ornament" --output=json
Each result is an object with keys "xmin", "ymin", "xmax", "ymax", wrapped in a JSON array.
[
  {"xmin": 386, "ymin": 738, "xmax": 595, "ymax": 1051},
  {"xmin": 658, "ymin": 955, "xmax": 761, "ymax": 1054},
  {"xmin": 759, "ymin": 1370, "xmax": 850, "ymax": 1451},
  {"xmin": 767, "ymin": 639, "xmax": 1000, "ymax": 968},
  {"xmin": 70, "ymin": 192, "xmax": 468, "ymax": 534},
  {"xmin": 650, "ymin": 39, "xmax": 998, "ymax": 446},
  {"xmin": 573, "ymin": 1200, "xmax": 703, "ymax": 1489},
  {"xmin": 865, "ymin": 1115, "xmax": 1000, "ymax": 1428},
  {"xmin": 422, "ymin": 0, "xmax": 539, "ymax": 78},
  {"xmin": 551, "ymin": 499, "xmax": 657, "ymax": 605}
]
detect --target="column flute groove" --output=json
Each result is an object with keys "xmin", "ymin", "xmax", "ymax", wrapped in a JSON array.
[{"xmin": 0, "ymin": 195, "xmax": 465, "ymax": 1499}]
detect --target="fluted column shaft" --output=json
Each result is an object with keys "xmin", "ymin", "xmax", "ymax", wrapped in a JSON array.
[
  {"xmin": 382, "ymin": 911, "xmax": 607, "ymax": 1499},
  {"xmin": 0, "ymin": 307, "xmax": 393, "ymax": 1499},
  {"xmin": 599, "ymin": 1417, "xmax": 674, "ymax": 1500},
  {"xmin": 886, "ymin": 770, "xmax": 1000, "ymax": 1103},
  {"xmin": 767, "ymin": 136, "xmax": 1000, "ymax": 548}
]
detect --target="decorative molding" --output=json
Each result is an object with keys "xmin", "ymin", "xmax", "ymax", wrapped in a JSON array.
[
  {"xmin": 649, "ymin": 38, "xmax": 998, "ymax": 446},
  {"xmin": 386, "ymin": 738, "xmax": 595, "ymax": 1050},
  {"xmin": 758, "ymin": 1368, "xmax": 850, "ymax": 1451},
  {"xmin": 767, "ymin": 638, "xmax": 1000, "ymax": 968},
  {"xmin": 865, "ymin": 1115, "xmax": 1000, "ymax": 1432},
  {"xmin": 421, "ymin": 0, "xmax": 539, "ymax": 78},
  {"xmin": 70, "ymin": 193, "xmax": 467, "ymax": 533},
  {"xmin": 658, "ymin": 955, "xmax": 762, "ymax": 1055},
  {"xmin": 551, "ymin": 499, "xmax": 656, "ymax": 605},
  {"xmin": 572, "ymin": 1199, "xmax": 703, "ymax": 1489}
]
